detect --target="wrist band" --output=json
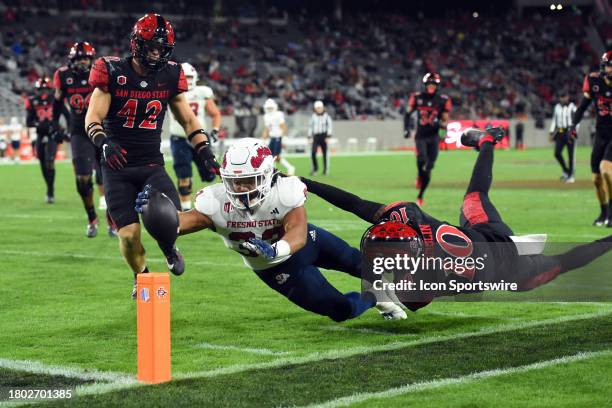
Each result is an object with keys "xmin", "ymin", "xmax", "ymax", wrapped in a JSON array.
[{"xmin": 187, "ymin": 128, "xmax": 208, "ymax": 142}]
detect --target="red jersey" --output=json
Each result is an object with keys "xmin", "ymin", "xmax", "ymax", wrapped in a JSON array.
[
  {"xmin": 407, "ymin": 92, "xmax": 452, "ymax": 138},
  {"xmin": 582, "ymin": 72, "xmax": 612, "ymax": 128},
  {"xmin": 53, "ymin": 66, "xmax": 93, "ymax": 136},
  {"xmin": 25, "ymin": 92, "xmax": 54, "ymax": 135}
]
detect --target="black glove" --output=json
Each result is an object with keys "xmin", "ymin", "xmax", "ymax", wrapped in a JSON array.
[
  {"xmin": 403, "ymin": 129, "xmax": 410, "ymax": 139},
  {"xmin": 51, "ymin": 128, "xmax": 70, "ymax": 144},
  {"xmin": 196, "ymin": 141, "xmax": 220, "ymax": 175},
  {"xmin": 100, "ymin": 138, "xmax": 127, "ymax": 170}
]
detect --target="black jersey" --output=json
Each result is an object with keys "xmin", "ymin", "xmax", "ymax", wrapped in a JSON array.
[
  {"xmin": 379, "ymin": 201, "xmax": 518, "ymax": 297},
  {"xmin": 25, "ymin": 92, "xmax": 54, "ymax": 136},
  {"xmin": 582, "ymin": 72, "xmax": 612, "ymax": 129},
  {"xmin": 407, "ymin": 92, "xmax": 452, "ymax": 138},
  {"xmin": 89, "ymin": 56, "xmax": 187, "ymax": 167},
  {"xmin": 53, "ymin": 65, "xmax": 92, "ymax": 136}
]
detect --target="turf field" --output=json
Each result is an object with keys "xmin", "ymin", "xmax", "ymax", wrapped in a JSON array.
[{"xmin": 0, "ymin": 147, "xmax": 610, "ymax": 407}]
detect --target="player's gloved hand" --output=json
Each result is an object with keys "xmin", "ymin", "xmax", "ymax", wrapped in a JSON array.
[
  {"xmin": 240, "ymin": 238, "xmax": 277, "ymax": 259},
  {"xmin": 486, "ymin": 126, "xmax": 506, "ymax": 140},
  {"xmin": 403, "ymin": 130, "xmax": 410, "ymax": 139},
  {"xmin": 134, "ymin": 184, "xmax": 152, "ymax": 214},
  {"xmin": 101, "ymin": 138, "xmax": 127, "ymax": 170},
  {"xmin": 196, "ymin": 141, "xmax": 220, "ymax": 175},
  {"xmin": 209, "ymin": 128, "xmax": 219, "ymax": 143},
  {"xmin": 568, "ymin": 125, "xmax": 578, "ymax": 141},
  {"xmin": 51, "ymin": 128, "xmax": 70, "ymax": 144}
]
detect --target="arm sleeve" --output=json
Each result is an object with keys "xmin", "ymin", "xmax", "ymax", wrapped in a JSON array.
[
  {"xmin": 549, "ymin": 105, "xmax": 557, "ymax": 133},
  {"xmin": 25, "ymin": 99, "xmax": 36, "ymax": 127},
  {"xmin": 572, "ymin": 97, "xmax": 592, "ymax": 125},
  {"xmin": 300, "ymin": 177, "xmax": 383, "ymax": 224}
]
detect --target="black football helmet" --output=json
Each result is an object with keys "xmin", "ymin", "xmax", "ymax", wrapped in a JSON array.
[
  {"xmin": 422, "ymin": 72, "xmax": 441, "ymax": 94},
  {"xmin": 68, "ymin": 41, "xmax": 96, "ymax": 73},
  {"xmin": 601, "ymin": 51, "xmax": 612, "ymax": 81},
  {"xmin": 34, "ymin": 77, "xmax": 52, "ymax": 94},
  {"xmin": 130, "ymin": 13, "xmax": 175, "ymax": 71}
]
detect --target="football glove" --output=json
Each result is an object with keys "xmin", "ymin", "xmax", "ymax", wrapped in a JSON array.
[
  {"xmin": 568, "ymin": 125, "xmax": 578, "ymax": 141},
  {"xmin": 101, "ymin": 139, "xmax": 127, "ymax": 170},
  {"xmin": 240, "ymin": 238, "xmax": 277, "ymax": 259},
  {"xmin": 403, "ymin": 129, "xmax": 410, "ymax": 139},
  {"xmin": 134, "ymin": 184, "xmax": 151, "ymax": 214},
  {"xmin": 196, "ymin": 141, "xmax": 220, "ymax": 175},
  {"xmin": 51, "ymin": 128, "xmax": 70, "ymax": 144}
]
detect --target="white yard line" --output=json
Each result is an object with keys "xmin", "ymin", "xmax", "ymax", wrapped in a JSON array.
[
  {"xmin": 303, "ymin": 350, "xmax": 612, "ymax": 408},
  {"xmin": 194, "ymin": 342, "xmax": 291, "ymax": 356},
  {"xmin": 0, "ymin": 359, "xmax": 135, "ymax": 384}
]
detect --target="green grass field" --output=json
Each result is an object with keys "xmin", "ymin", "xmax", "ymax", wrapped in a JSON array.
[{"xmin": 0, "ymin": 147, "xmax": 610, "ymax": 407}]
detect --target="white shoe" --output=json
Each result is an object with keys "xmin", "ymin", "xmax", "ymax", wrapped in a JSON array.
[
  {"xmin": 565, "ymin": 176, "xmax": 575, "ymax": 183},
  {"xmin": 287, "ymin": 165, "xmax": 295, "ymax": 176},
  {"xmin": 98, "ymin": 196, "xmax": 107, "ymax": 210},
  {"xmin": 375, "ymin": 302, "xmax": 407, "ymax": 320}
]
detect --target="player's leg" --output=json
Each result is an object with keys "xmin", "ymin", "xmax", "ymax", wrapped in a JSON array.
[
  {"xmin": 321, "ymin": 136, "xmax": 329, "ymax": 175},
  {"xmin": 170, "ymin": 136, "xmax": 196, "ymax": 211},
  {"xmin": 277, "ymin": 141, "xmax": 295, "ymax": 176},
  {"xmin": 43, "ymin": 138, "xmax": 58, "ymax": 203},
  {"xmin": 514, "ymin": 236, "xmax": 611, "ymax": 290},
  {"xmin": 414, "ymin": 138, "xmax": 427, "ymax": 193},
  {"xmin": 11, "ymin": 140, "xmax": 20, "ymax": 162},
  {"xmin": 553, "ymin": 133, "xmax": 569, "ymax": 179},
  {"xmin": 591, "ymin": 135, "xmax": 609, "ymax": 226},
  {"xmin": 416, "ymin": 137, "xmax": 439, "ymax": 204},
  {"xmin": 71, "ymin": 136, "xmax": 98, "ymax": 237},
  {"xmin": 144, "ymin": 166, "xmax": 184, "ymax": 274},
  {"xmin": 600, "ymin": 158, "xmax": 612, "ymax": 227},
  {"xmin": 93, "ymin": 148, "xmax": 107, "ymax": 210},
  {"xmin": 459, "ymin": 130, "xmax": 514, "ymax": 236},
  {"xmin": 310, "ymin": 136, "xmax": 319, "ymax": 175},
  {"xmin": 566, "ymin": 137, "xmax": 576, "ymax": 183}
]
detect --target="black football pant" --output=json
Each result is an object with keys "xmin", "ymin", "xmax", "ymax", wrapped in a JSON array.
[
  {"xmin": 553, "ymin": 131, "xmax": 576, "ymax": 177},
  {"xmin": 415, "ymin": 137, "xmax": 439, "ymax": 199},
  {"xmin": 311, "ymin": 133, "xmax": 328, "ymax": 174},
  {"xmin": 36, "ymin": 136, "xmax": 57, "ymax": 198}
]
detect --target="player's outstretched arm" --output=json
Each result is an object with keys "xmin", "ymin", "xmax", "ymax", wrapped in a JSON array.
[
  {"xmin": 204, "ymin": 98, "xmax": 222, "ymax": 140},
  {"xmin": 572, "ymin": 94, "xmax": 592, "ymax": 125},
  {"xmin": 300, "ymin": 177, "xmax": 384, "ymax": 224},
  {"xmin": 178, "ymin": 210, "xmax": 213, "ymax": 235}
]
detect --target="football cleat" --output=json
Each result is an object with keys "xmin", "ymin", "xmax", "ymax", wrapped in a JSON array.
[
  {"xmin": 86, "ymin": 218, "xmax": 99, "ymax": 238},
  {"xmin": 108, "ymin": 226, "xmax": 118, "ymax": 238},
  {"xmin": 565, "ymin": 176, "xmax": 575, "ymax": 184},
  {"xmin": 46, "ymin": 195, "xmax": 55, "ymax": 204},
  {"xmin": 461, "ymin": 127, "xmax": 505, "ymax": 148},
  {"xmin": 416, "ymin": 197, "xmax": 424, "ymax": 207},
  {"xmin": 98, "ymin": 196, "xmax": 107, "ymax": 210},
  {"xmin": 375, "ymin": 302, "xmax": 408, "ymax": 320},
  {"xmin": 166, "ymin": 246, "xmax": 185, "ymax": 276},
  {"xmin": 593, "ymin": 214, "xmax": 606, "ymax": 227}
]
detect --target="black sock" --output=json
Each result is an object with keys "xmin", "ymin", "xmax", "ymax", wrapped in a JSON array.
[
  {"xmin": 608, "ymin": 201, "xmax": 612, "ymax": 218},
  {"xmin": 418, "ymin": 170, "xmax": 431, "ymax": 199},
  {"xmin": 601, "ymin": 204, "xmax": 608, "ymax": 218},
  {"xmin": 158, "ymin": 241, "xmax": 175, "ymax": 257},
  {"xmin": 558, "ymin": 240, "xmax": 612, "ymax": 273},
  {"xmin": 467, "ymin": 142, "xmax": 494, "ymax": 194},
  {"xmin": 46, "ymin": 169, "xmax": 55, "ymax": 197},
  {"xmin": 86, "ymin": 206, "xmax": 97, "ymax": 223}
]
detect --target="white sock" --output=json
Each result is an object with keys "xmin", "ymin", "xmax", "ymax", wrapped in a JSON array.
[
  {"xmin": 181, "ymin": 201, "xmax": 192, "ymax": 211},
  {"xmin": 280, "ymin": 157, "xmax": 294, "ymax": 172}
]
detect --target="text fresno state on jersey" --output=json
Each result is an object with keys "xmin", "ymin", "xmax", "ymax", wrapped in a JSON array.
[
  {"xmin": 583, "ymin": 72, "xmax": 612, "ymax": 128},
  {"xmin": 88, "ymin": 56, "xmax": 188, "ymax": 166},
  {"xmin": 408, "ymin": 92, "xmax": 452, "ymax": 136},
  {"xmin": 54, "ymin": 66, "xmax": 92, "ymax": 135}
]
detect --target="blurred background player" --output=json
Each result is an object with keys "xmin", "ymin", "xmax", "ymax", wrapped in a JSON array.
[
  {"xmin": 573, "ymin": 51, "xmax": 612, "ymax": 227},
  {"xmin": 549, "ymin": 90, "xmax": 577, "ymax": 183},
  {"xmin": 262, "ymin": 98, "xmax": 295, "ymax": 175},
  {"xmin": 85, "ymin": 13, "xmax": 219, "ymax": 298},
  {"xmin": 403, "ymin": 72, "xmax": 452, "ymax": 207},
  {"xmin": 7, "ymin": 117, "xmax": 22, "ymax": 163},
  {"xmin": 54, "ymin": 41, "xmax": 115, "ymax": 237},
  {"xmin": 308, "ymin": 100, "xmax": 333, "ymax": 176},
  {"xmin": 26, "ymin": 77, "xmax": 62, "ymax": 203},
  {"xmin": 168, "ymin": 62, "xmax": 222, "ymax": 211}
]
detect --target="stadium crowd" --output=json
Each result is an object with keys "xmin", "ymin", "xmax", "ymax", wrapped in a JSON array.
[{"xmin": 0, "ymin": 4, "xmax": 599, "ymax": 120}]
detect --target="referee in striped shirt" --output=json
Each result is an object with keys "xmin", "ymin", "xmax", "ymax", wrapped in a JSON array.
[
  {"xmin": 549, "ymin": 91, "xmax": 578, "ymax": 183},
  {"xmin": 309, "ymin": 100, "xmax": 333, "ymax": 175}
]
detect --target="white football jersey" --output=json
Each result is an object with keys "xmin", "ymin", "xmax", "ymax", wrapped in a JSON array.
[
  {"xmin": 263, "ymin": 110, "xmax": 285, "ymax": 138},
  {"xmin": 169, "ymin": 85, "xmax": 214, "ymax": 136},
  {"xmin": 194, "ymin": 176, "xmax": 307, "ymax": 270}
]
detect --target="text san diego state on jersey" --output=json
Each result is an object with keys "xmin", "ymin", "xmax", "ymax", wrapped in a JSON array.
[
  {"xmin": 54, "ymin": 66, "xmax": 93, "ymax": 136},
  {"xmin": 25, "ymin": 93, "xmax": 54, "ymax": 135},
  {"xmin": 89, "ymin": 56, "xmax": 187, "ymax": 166},
  {"xmin": 583, "ymin": 72, "xmax": 612, "ymax": 128},
  {"xmin": 407, "ymin": 92, "xmax": 452, "ymax": 137}
]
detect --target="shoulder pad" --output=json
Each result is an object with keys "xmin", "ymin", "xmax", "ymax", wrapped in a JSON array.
[
  {"xmin": 58, "ymin": 66, "xmax": 69, "ymax": 72},
  {"xmin": 277, "ymin": 176, "xmax": 307, "ymax": 208},
  {"xmin": 200, "ymin": 86, "xmax": 214, "ymax": 99},
  {"xmin": 194, "ymin": 185, "xmax": 222, "ymax": 216}
]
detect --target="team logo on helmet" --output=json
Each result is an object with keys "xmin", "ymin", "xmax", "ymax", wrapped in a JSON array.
[
  {"xmin": 117, "ymin": 75, "xmax": 127, "ymax": 85},
  {"xmin": 250, "ymin": 146, "xmax": 272, "ymax": 169}
]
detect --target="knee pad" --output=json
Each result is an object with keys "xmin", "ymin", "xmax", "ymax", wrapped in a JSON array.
[
  {"xmin": 76, "ymin": 177, "xmax": 93, "ymax": 198},
  {"xmin": 177, "ymin": 181, "xmax": 192, "ymax": 197}
]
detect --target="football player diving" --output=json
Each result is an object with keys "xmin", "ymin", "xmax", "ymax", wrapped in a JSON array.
[
  {"xmin": 300, "ymin": 127, "xmax": 612, "ymax": 310},
  {"xmin": 135, "ymin": 138, "xmax": 407, "ymax": 322}
]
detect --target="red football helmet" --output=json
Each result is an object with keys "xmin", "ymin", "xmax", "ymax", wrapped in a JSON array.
[
  {"xmin": 130, "ymin": 13, "xmax": 175, "ymax": 71},
  {"xmin": 68, "ymin": 41, "xmax": 96, "ymax": 72},
  {"xmin": 34, "ymin": 77, "xmax": 52, "ymax": 92},
  {"xmin": 422, "ymin": 72, "xmax": 441, "ymax": 94},
  {"xmin": 361, "ymin": 220, "xmax": 424, "ymax": 260},
  {"xmin": 601, "ymin": 51, "xmax": 612, "ymax": 79}
]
